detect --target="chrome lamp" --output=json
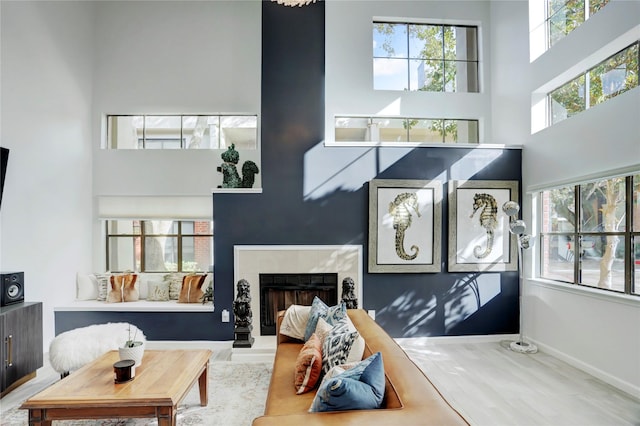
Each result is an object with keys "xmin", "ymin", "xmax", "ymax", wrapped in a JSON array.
[{"xmin": 502, "ymin": 201, "xmax": 538, "ymax": 354}]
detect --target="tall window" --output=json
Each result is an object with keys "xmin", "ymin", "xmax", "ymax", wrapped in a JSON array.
[
  {"xmin": 539, "ymin": 173, "xmax": 640, "ymax": 295},
  {"xmin": 106, "ymin": 220, "xmax": 213, "ymax": 273},
  {"xmin": 106, "ymin": 115, "xmax": 258, "ymax": 150},
  {"xmin": 373, "ymin": 22, "xmax": 479, "ymax": 92},
  {"xmin": 547, "ymin": 0, "xmax": 610, "ymax": 48},
  {"xmin": 548, "ymin": 42, "xmax": 639, "ymax": 125}
]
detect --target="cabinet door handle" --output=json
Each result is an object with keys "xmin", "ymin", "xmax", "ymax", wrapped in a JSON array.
[{"xmin": 5, "ymin": 334, "xmax": 13, "ymax": 367}]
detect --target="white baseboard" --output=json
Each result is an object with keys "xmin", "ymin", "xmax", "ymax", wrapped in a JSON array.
[
  {"xmin": 395, "ymin": 334, "xmax": 520, "ymax": 345},
  {"xmin": 529, "ymin": 338, "xmax": 640, "ymax": 400}
]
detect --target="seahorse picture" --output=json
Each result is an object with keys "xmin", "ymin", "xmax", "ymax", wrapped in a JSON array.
[
  {"xmin": 469, "ymin": 193, "xmax": 498, "ymax": 259},
  {"xmin": 448, "ymin": 180, "xmax": 519, "ymax": 273},
  {"xmin": 389, "ymin": 192, "xmax": 421, "ymax": 260}
]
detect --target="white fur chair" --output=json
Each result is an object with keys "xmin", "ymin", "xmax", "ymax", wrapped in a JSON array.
[{"xmin": 49, "ymin": 322, "xmax": 146, "ymax": 377}]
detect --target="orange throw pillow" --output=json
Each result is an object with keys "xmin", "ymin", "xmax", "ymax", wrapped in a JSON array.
[
  {"xmin": 107, "ymin": 273, "xmax": 138, "ymax": 303},
  {"xmin": 178, "ymin": 274, "xmax": 206, "ymax": 303},
  {"xmin": 294, "ymin": 333, "xmax": 323, "ymax": 394}
]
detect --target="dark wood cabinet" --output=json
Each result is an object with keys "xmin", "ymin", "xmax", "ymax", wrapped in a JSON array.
[{"xmin": 0, "ymin": 302, "xmax": 43, "ymax": 397}]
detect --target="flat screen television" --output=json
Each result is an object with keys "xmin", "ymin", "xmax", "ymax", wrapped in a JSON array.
[{"xmin": 0, "ymin": 147, "xmax": 9, "ymax": 209}]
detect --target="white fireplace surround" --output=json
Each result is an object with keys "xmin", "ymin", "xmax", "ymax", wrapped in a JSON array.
[{"xmin": 233, "ymin": 245, "xmax": 363, "ymax": 337}]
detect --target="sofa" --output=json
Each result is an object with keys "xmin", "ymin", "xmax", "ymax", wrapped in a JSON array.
[{"xmin": 252, "ymin": 308, "xmax": 468, "ymax": 425}]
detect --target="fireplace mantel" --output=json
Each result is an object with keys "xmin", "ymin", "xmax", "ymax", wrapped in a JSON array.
[{"xmin": 233, "ymin": 245, "xmax": 363, "ymax": 337}]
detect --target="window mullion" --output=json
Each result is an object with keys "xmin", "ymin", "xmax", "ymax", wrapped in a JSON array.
[
  {"xmin": 625, "ymin": 176, "xmax": 633, "ymax": 293},
  {"xmin": 574, "ymin": 185, "xmax": 581, "ymax": 284}
]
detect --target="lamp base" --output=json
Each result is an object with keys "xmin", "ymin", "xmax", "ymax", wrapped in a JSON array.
[{"xmin": 509, "ymin": 340, "xmax": 538, "ymax": 354}]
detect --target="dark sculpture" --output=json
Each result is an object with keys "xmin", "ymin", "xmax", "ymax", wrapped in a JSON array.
[
  {"xmin": 340, "ymin": 277, "xmax": 358, "ymax": 309},
  {"xmin": 232, "ymin": 279, "xmax": 254, "ymax": 348},
  {"xmin": 216, "ymin": 144, "xmax": 260, "ymax": 189},
  {"xmin": 233, "ymin": 279, "xmax": 252, "ymax": 327}
]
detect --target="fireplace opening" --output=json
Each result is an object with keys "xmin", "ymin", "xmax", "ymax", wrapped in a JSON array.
[{"xmin": 259, "ymin": 273, "xmax": 338, "ymax": 336}]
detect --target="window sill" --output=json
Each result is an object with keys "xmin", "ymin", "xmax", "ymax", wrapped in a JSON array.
[
  {"xmin": 324, "ymin": 141, "xmax": 523, "ymax": 149},
  {"xmin": 211, "ymin": 188, "xmax": 262, "ymax": 194},
  {"xmin": 54, "ymin": 300, "xmax": 215, "ymax": 312},
  {"xmin": 527, "ymin": 277, "xmax": 640, "ymax": 307}
]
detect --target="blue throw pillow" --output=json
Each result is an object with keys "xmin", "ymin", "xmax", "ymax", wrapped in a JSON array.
[
  {"xmin": 309, "ymin": 352, "xmax": 385, "ymax": 412},
  {"xmin": 303, "ymin": 296, "xmax": 346, "ymax": 342}
]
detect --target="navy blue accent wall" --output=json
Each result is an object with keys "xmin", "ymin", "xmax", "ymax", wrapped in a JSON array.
[{"xmin": 211, "ymin": 1, "xmax": 522, "ymax": 340}]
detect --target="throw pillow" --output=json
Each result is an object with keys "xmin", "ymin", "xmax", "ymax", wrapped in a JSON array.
[
  {"xmin": 303, "ymin": 296, "xmax": 346, "ymax": 342},
  {"xmin": 164, "ymin": 272, "xmax": 186, "ymax": 300},
  {"xmin": 95, "ymin": 272, "xmax": 110, "ymax": 301},
  {"xmin": 309, "ymin": 352, "xmax": 385, "ymax": 412},
  {"xmin": 76, "ymin": 273, "xmax": 98, "ymax": 300},
  {"xmin": 107, "ymin": 273, "xmax": 139, "ymax": 303},
  {"xmin": 280, "ymin": 304, "xmax": 312, "ymax": 341},
  {"xmin": 322, "ymin": 318, "xmax": 359, "ymax": 375},
  {"xmin": 294, "ymin": 333, "xmax": 323, "ymax": 394},
  {"xmin": 344, "ymin": 314, "xmax": 366, "ymax": 363},
  {"xmin": 178, "ymin": 274, "xmax": 206, "ymax": 303},
  {"xmin": 147, "ymin": 281, "xmax": 170, "ymax": 301},
  {"xmin": 314, "ymin": 317, "xmax": 333, "ymax": 345}
]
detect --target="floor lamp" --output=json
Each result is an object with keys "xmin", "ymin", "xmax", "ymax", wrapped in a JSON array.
[{"xmin": 502, "ymin": 201, "xmax": 538, "ymax": 354}]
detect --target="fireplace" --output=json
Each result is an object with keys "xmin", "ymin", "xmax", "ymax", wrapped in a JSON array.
[
  {"xmin": 259, "ymin": 273, "xmax": 338, "ymax": 335},
  {"xmin": 234, "ymin": 245, "xmax": 363, "ymax": 337}
]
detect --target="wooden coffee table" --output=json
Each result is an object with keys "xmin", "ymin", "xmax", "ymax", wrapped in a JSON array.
[{"xmin": 21, "ymin": 349, "xmax": 212, "ymax": 425}]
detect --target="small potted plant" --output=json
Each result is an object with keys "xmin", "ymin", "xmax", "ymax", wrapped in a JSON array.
[{"xmin": 118, "ymin": 324, "xmax": 145, "ymax": 367}]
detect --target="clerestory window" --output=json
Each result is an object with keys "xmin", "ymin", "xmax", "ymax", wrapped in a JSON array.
[
  {"xmin": 548, "ymin": 42, "xmax": 639, "ymax": 125},
  {"xmin": 546, "ymin": 0, "xmax": 610, "ymax": 48},
  {"xmin": 373, "ymin": 22, "xmax": 479, "ymax": 92},
  {"xmin": 106, "ymin": 115, "xmax": 258, "ymax": 150}
]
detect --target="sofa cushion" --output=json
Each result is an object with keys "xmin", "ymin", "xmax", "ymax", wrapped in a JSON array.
[
  {"xmin": 304, "ymin": 296, "xmax": 346, "ymax": 342},
  {"xmin": 280, "ymin": 304, "xmax": 311, "ymax": 341},
  {"xmin": 294, "ymin": 333, "xmax": 323, "ymax": 394},
  {"xmin": 309, "ymin": 351, "xmax": 385, "ymax": 412},
  {"xmin": 322, "ymin": 318, "xmax": 359, "ymax": 374}
]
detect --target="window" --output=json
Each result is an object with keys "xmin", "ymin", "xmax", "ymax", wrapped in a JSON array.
[
  {"xmin": 334, "ymin": 116, "xmax": 479, "ymax": 144},
  {"xmin": 547, "ymin": 0, "xmax": 610, "ymax": 48},
  {"xmin": 539, "ymin": 173, "xmax": 640, "ymax": 296},
  {"xmin": 548, "ymin": 42, "xmax": 639, "ymax": 125},
  {"xmin": 106, "ymin": 220, "xmax": 213, "ymax": 273},
  {"xmin": 106, "ymin": 115, "xmax": 258, "ymax": 150},
  {"xmin": 373, "ymin": 22, "xmax": 479, "ymax": 92}
]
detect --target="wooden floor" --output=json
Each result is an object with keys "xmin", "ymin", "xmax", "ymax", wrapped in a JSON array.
[
  {"xmin": 398, "ymin": 338, "xmax": 640, "ymax": 426},
  {"xmin": 2, "ymin": 339, "xmax": 639, "ymax": 425}
]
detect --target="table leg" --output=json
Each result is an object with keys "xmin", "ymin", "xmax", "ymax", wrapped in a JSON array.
[
  {"xmin": 28, "ymin": 409, "xmax": 52, "ymax": 426},
  {"xmin": 157, "ymin": 406, "xmax": 176, "ymax": 426},
  {"xmin": 198, "ymin": 362, "xmax": 209, "ymax": 406}
]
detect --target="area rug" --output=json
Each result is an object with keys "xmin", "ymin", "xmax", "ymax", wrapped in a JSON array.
[{"xmin": 0, "ymin": 361, "xmax": 272, "ymax": 426}]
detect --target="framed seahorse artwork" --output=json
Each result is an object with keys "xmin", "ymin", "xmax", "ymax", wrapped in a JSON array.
[
  {"xmin": 448, "ymin": 180, "xmax": 519, "ymax": 272},
  {"xmin": 368, "ymin": 179, "xmax": 443, "ymax": 273}
]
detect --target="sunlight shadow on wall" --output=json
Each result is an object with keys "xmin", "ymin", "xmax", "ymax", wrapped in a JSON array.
[
  {"xmin": 444, "ymin": 273, "xmax": 501, "ymax": 333},
  {"xmin": 303, "ymin": 141, "xmax": 506, "ymax": 201},
  {"xmin": 303, "ymin": 142, "xmax": 414, "ymax": 200},
  {"xmin": 377, "ymin": 273, "xmax": 502, "ymax": 337}
]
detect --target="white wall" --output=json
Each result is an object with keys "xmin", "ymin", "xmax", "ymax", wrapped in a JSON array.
[
  {"xmin": 522, "ymin": 1, "xmax": 640, "ymax": 398},
  {"xmin": 1, "ymin": 0, "xmax": 261, "ymax": 348},
  {"xmin": 0, "ymin": 1, "xmax": 95, "ymax": 347},
  {"xmin": 325, "ymin": 1, "xmax": 495, "ymax": 143}
]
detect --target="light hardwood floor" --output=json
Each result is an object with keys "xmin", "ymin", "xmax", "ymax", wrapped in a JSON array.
[
  {"xmin": 1, "ymin": 340, "xmax": 639, "ymax": 425},
  {"xmin": 398, "ymin": 338, "xmax": 640, "ymax": 426}
]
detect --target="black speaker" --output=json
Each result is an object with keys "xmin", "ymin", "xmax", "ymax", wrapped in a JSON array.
[{"xmin": 0, "ymin": 272, "xmax": 24, "ymax": 307}]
